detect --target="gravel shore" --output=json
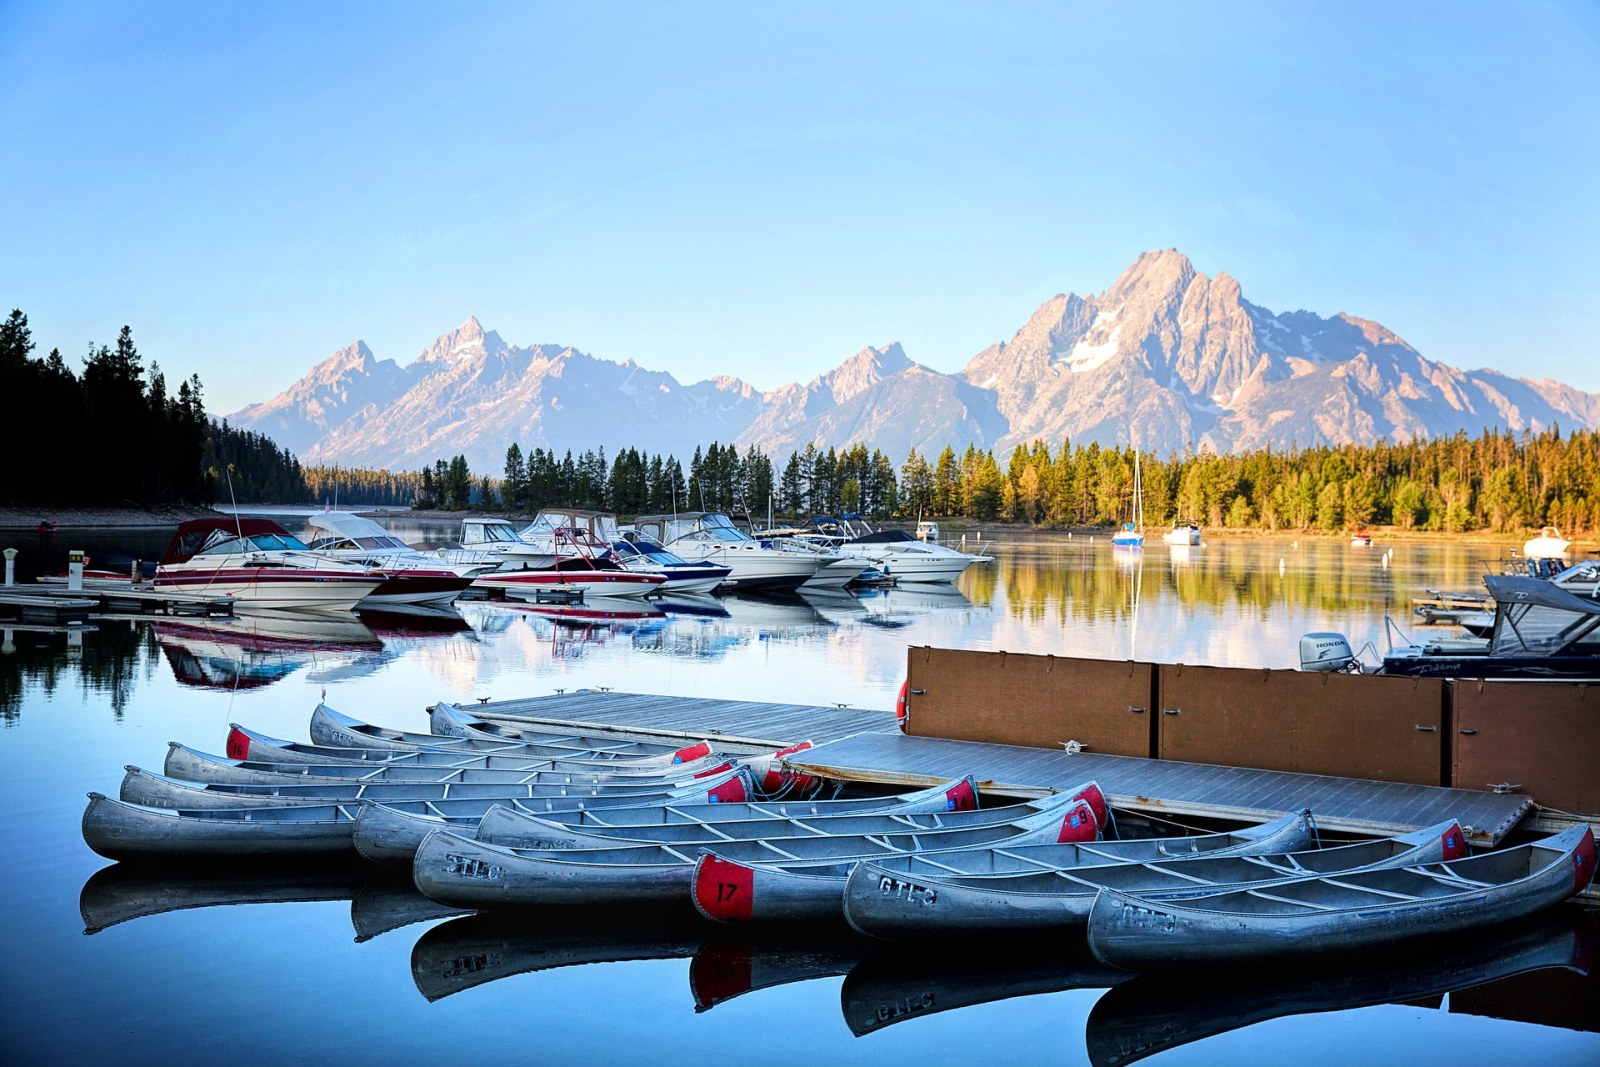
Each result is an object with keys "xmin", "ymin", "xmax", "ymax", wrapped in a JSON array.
[{"xmin": 0, "ymin": 505, "xmax": 224, "ymax": 530}]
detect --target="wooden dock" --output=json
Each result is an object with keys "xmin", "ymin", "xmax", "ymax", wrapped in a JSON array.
[
  {"xmin": 0, "ymin": 581, "xmax": 234, "ymax": 619},
  {"xmin": 476, "ymin": 690, "xmax": 1534, "ymax": 847}
]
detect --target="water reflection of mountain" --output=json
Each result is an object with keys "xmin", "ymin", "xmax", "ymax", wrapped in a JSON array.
[
  {"xmin": 78, "ymin": 862, "xmax": 465, "ymax": 939},
  {"xmin": 1083, "ymin": 908, "xmax": 1597, "ymax": 1067},
  {"xmin": 155, "ymin": 612, "xmax": 384, "ymax": 691}
]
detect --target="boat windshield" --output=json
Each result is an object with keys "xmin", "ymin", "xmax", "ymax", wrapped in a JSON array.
[
  {"xmin": 197, "ymin": 532, "xmax": 311, "ymax": 555},
  {"xmin": 467, "ymin": 523, "xmax": 520, "ymax": 544}
]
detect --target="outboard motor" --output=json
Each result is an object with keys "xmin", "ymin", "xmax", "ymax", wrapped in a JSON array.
[{"xmin": 1300, "ymin": 632, "xmax": 1355, "ymax": 672}]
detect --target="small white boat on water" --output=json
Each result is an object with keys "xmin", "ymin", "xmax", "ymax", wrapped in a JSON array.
[
  {"xmin": 1161, "ymin": 521, "xmax": 1202, "ymax": 547},
  {"xmin": 521, "ymin": 509, "xmax": 732, "ymax": 594},
  {"xmin": 807, "ymin": 515, "xmax": 992, "ymax": 584},
  {"xmin": 152, "ymin": 518, "xmax": 387, "ymax": 612},
  {"xmin": 473, "ymin": 523, "xmax": 666, "ymax": 600},
  {"xmin": 1523, "ymin": 526, "xmax": 1570, "ymax": 560}
]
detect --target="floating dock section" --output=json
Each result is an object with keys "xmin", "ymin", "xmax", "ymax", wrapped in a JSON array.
[{"xmin": 474, "ymin": 686, "xmax": 1535, "ymax": 848}]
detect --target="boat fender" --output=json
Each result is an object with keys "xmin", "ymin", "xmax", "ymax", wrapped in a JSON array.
[
  {"xmin": 1440, "ymin": 822, "xmax": 1467, "ymax": 860},
  {"xmin": 1576, "ymin": 828, "xmax": 1598, "ymax": 895},
  {"xmin": 706, "ymin": 770, "xmax": 753, "ymax": 804},
  {"xmin": 225, "ymin": 726, "xmax": 252, "ymax": 761},
  {"xmin": 672, "ymin": 741, "xmax": 714, "ymax": 764},
  {"xmin": 895, "ymin": 680, "xmax": 909, "ymax": 732},
  {"xmin": 1056, "ymin": 799, "xmax": 1099, "ymax": 843},
  {"xmin": 692, "ymin": 853, "xmax": 753, "ymax": 923},
  {"xmin": 944, "ymin": 778, "xmax": 977, "ymax": 812},
  {"xmin": 1070, "ymin": 782, "xmax": 1109, "ymax": 830}
]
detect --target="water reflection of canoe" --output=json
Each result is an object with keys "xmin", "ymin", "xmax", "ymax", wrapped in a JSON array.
[
  {"xmin": 1083, "ymin": 907, "xmax": 1596, "ymax": 1067},
  {"xmin": 1086, "ymin": 825, "xmax": 1595, "ymax": 969},
  {"xmin": 409, "ymin": 907, "xmax": 707, "ymax": 1002},
  {"xmin": 842, "ymin": 940, "xmax": 1129, "ymax": 1037},
  {"xmin": 689, "ymin": 935, "xmax": 868, "ymax": 1012},
  {"xmin": 78, "ymin": 861, "xmax": 463, "ymax": 938}
]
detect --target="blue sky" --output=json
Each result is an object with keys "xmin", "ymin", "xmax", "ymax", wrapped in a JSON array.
[{"xmin": 3, "ymin": 1, "xmax": 1598, "ymax": 413}]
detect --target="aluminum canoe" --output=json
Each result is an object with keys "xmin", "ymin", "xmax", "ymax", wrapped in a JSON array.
[
  {"xmin": 354, "ymin": 777, "xmax": 978, "ymax": 864},
  {"xmin": 474, "ymin": 780, "xmax": 1091, "ymax": 851},
  {"xmin": 230, "ymin": 720, "xmax": 710, "ymax": 767},
  {"xmin": 161, "ymin": 741, "xmax": 736, "ymax": 786},
  {"xmin": 1083, "ymin": 907, "xmax": 1595, "ymax": 1067},
  {"xmin": 693, "ymin": 809, "xmax": 1318, "ymax": 925},
  {"xmin": 1084, "ymin": 824, "xmax": 1596, "ymax": 968},
  {"xmin": 122, "ymin": 763, "xmax": 754, "ymax": 808},
  {"xmin": 310, "ymin": 701, "xmax": 714, "ymax": 758},
  {"xmin": 83, "ymin": 793, "xmax": 364, "ymax": 860},
  {"xmin": 411, "ymin": 797, "xmax": 1101, "ymax": 909},
  {"xmin": 839, "ymin": 819, "xmax": 1466, "ymax": 938}
]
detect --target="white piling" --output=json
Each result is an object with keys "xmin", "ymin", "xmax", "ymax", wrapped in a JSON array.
[
  {"xmin": 67, "ymin": 549, "xmax": 85, "ymax": 592},
  {"xmin": 3, "ymin": 547, "xmax": 15, "ymax": 587}
]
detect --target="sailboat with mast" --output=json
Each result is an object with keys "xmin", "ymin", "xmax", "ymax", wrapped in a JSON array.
[{"xmin": 1111, "ymin": 448, "xmax": 1146, "ymax": 549}]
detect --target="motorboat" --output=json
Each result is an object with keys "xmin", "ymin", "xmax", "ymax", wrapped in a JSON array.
[
  {"xmin": 1350, "ymin": 527, "xmax": 1374, "ymax": 548},
  {"xmin": 1523, "ymin": 525, "xmax": 1571, "ymax": 561},
  {"xmin": 521, "ymin": 509, "xmax": 731, "ymax": 594},
  {"xmin": 453, "ymin": 518, "xmax": 558, "ymax": 570},
  {"xmin": 1162, "ymin": 521, "xmax": 1202, "ymax": 547},
  {"xmin": 472, "ymin": 524, "xmax": 666, "ymax": 600},
  {"xmin": 152, "ymin": 518, "xmax": 387, "ymax": 612},
  {"xmin": 807, "ymin": 515, "xmax": 992, "ymax": 584},
  {"xmin": 915, "ymin": 520, "xmax": 940, "ymax": 543},
  {"xmin": 749, "ymin": 525, "xmax": 874, "ymax": 588},
  {"xmin": 633, "ymin": 512, "xmax": 824, "ymax": 592},
  {"xmin": 302, "ymin": 511, "xmax": 477, "ymax": 607},
  {"xmin": 1301, "ymin": 573, "xmax": 1600, "ymax": 680}
]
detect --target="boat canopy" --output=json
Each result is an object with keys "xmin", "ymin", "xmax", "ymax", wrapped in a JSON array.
[
  {"xmin": 160, "ymin": 518, "xmax": 302, "ymax": 564},
  {"xmin": 1483, "ymin": 575, "xmax": 1600, "ymax": 658},
  {"xmin": 306, "ymin": 511, "xmax": 411, "ymax": 551},
  {"xmin": 634, "ymin": 512, "xmax": 751, "ymax": 544},
  {"xmin": 520, "ymin": 509, "xmax": 621, "ymax": 542}
]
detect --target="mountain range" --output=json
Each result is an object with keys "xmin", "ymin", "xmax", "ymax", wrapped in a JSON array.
[{"xmin": 231, "ymin": 250, "xmax": 1600, "ymax": 473}]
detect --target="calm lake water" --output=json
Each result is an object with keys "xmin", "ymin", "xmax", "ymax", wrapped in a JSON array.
[{"xmin": 1, "ymin": 517, "xmax": 1595, "ymax": 1066}]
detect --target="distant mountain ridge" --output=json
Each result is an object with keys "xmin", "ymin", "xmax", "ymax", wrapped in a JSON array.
[{"xmin": 230, "ymin": 252, "xmax": 1600, "ymax": 472}]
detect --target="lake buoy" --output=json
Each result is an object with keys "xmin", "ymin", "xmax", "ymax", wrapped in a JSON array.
[{"xmin": 1279, "ymin": 558, "xmax": 1285, "ymax": 576}]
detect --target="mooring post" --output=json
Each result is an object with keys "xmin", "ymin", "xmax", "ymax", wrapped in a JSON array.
[
  {"xmin": 2, "ymin": 547, "xmax": 15, "ymax": 587},
  {"xmin": 68, "ymin": 549, "xmax": 85, "ymax": 591}
]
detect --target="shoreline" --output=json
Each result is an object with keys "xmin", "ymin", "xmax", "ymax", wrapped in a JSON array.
[{"xmin": 0, "ymin": 504, "xmax": 1588, "ymax": 550}]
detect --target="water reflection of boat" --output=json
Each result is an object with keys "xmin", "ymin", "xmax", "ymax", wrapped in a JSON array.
[
  {"xmin": 153, "ymin": 612, "xmax": 382, "ymax": 691},
  {"xmin": 842, "ymin": 940, "xmax": 1128, "ymax": 1037},
  {"xmin": 653, "ymin": 593, "xmax": 731, "ymax": 619},
  {"xmin": 409, "ymin": 907, "xmax": 707, "ymax": 1002},
  {"xmin": 1083, "ymin": 908, "xmax": 1596, "ymax": 1067},
  {"xmin": 78, "ymin": 861, "xmax": 463, "ymax": 938},
  {"xmin": 689, "ymin": 935, "xmax": 867, "ymax": 1012}
]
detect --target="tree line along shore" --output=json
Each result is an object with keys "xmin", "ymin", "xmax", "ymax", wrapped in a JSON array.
[{"xmin": 6, "ymin": 308, "xmax": 1595, "ymax": 539}]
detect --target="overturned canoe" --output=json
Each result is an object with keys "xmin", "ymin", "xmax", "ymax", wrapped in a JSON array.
[
  {"xmin": 695, "ymin": 809, "xmax": 1320, "ymax": 924},
  {"xmin": 355, "ymin": 777, "xmax": 979, "ymax": 864},
  {"xmin": 412, "ymin": 796, "xmax": 1101, "ymax": 909},
  {"xmin": 839, "ymin": 819, "xmax": 1465, "ymax": 938},
  {"xmin": 1085, "ymin": 824, "xmax": 1596, "ymax": 968},
  {"xmin": 475, "ymin": 781, "xmax": 1095, "ymax": 851}
]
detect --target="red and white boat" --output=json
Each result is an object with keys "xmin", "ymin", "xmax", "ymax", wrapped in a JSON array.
[
  {"xmin": 153, "ymin": 518, "xmax": 387, "ymax": 612},
  {"xmin": 472, "ymin": 526, "xmax": 667, "ymax": 600}
]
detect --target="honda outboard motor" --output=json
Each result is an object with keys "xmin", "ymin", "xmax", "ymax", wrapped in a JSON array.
[{"xmin": 1300, "ymin": 632, "xmax": 1355, "ymax": 672}]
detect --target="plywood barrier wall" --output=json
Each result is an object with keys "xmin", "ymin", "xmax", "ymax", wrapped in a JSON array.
[
  {"xmin": 905, "ymin": 647, "xmax": 1156, "ymax": 757},
  {"xmin": 1156, "ymin": 664, "xmax": 1448, "ymax": 785},
  {"xmin": 1453, "ymin": 680, "xmax": 1598, "ymax": 816}
]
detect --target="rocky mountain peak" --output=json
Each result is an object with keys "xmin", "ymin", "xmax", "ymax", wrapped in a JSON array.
[
  {"xmin": 411, "ymin": 316, "xmax": 508, "ymax": 368},
  {"xmin": 1101, "ymin": 248, "xmax": 1197, "ymax": 306}
]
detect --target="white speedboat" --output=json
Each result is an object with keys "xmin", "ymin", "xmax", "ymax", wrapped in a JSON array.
[
  {"xmin": 472, "ymin": 522, "xmax": 666, "ymax": 601},
  {"xmin": 749, "ymin": 525, "xmax": 873, "ymax": 588},
  {"xmin": 633, "ymin": 512, "xmax": 824, "ymax": 592},
  {"xmin": 810, "ymin": 515, "xmax": 991, "ymax": 584},
  {"xmin": 519, "ymin": 508, "xmax": 729, "ymax": 592},
  {"xmin": 153, "ymin": 518, "xmax": 387, "ymax": 612},
  {"xmin": 1162, "ymin": 521, "xmax": 1202, "ymax": 546},
  {"xmin": 303, "ymin": 511, "xmax": 477, "ymax": 607},
  {"xmin": 455, "ymin": 517, "xmax": 559, "ymax": 570},
  {"xmin": 1524, "ymin": 526, "xmax": 1571, "ymax": 561}
]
